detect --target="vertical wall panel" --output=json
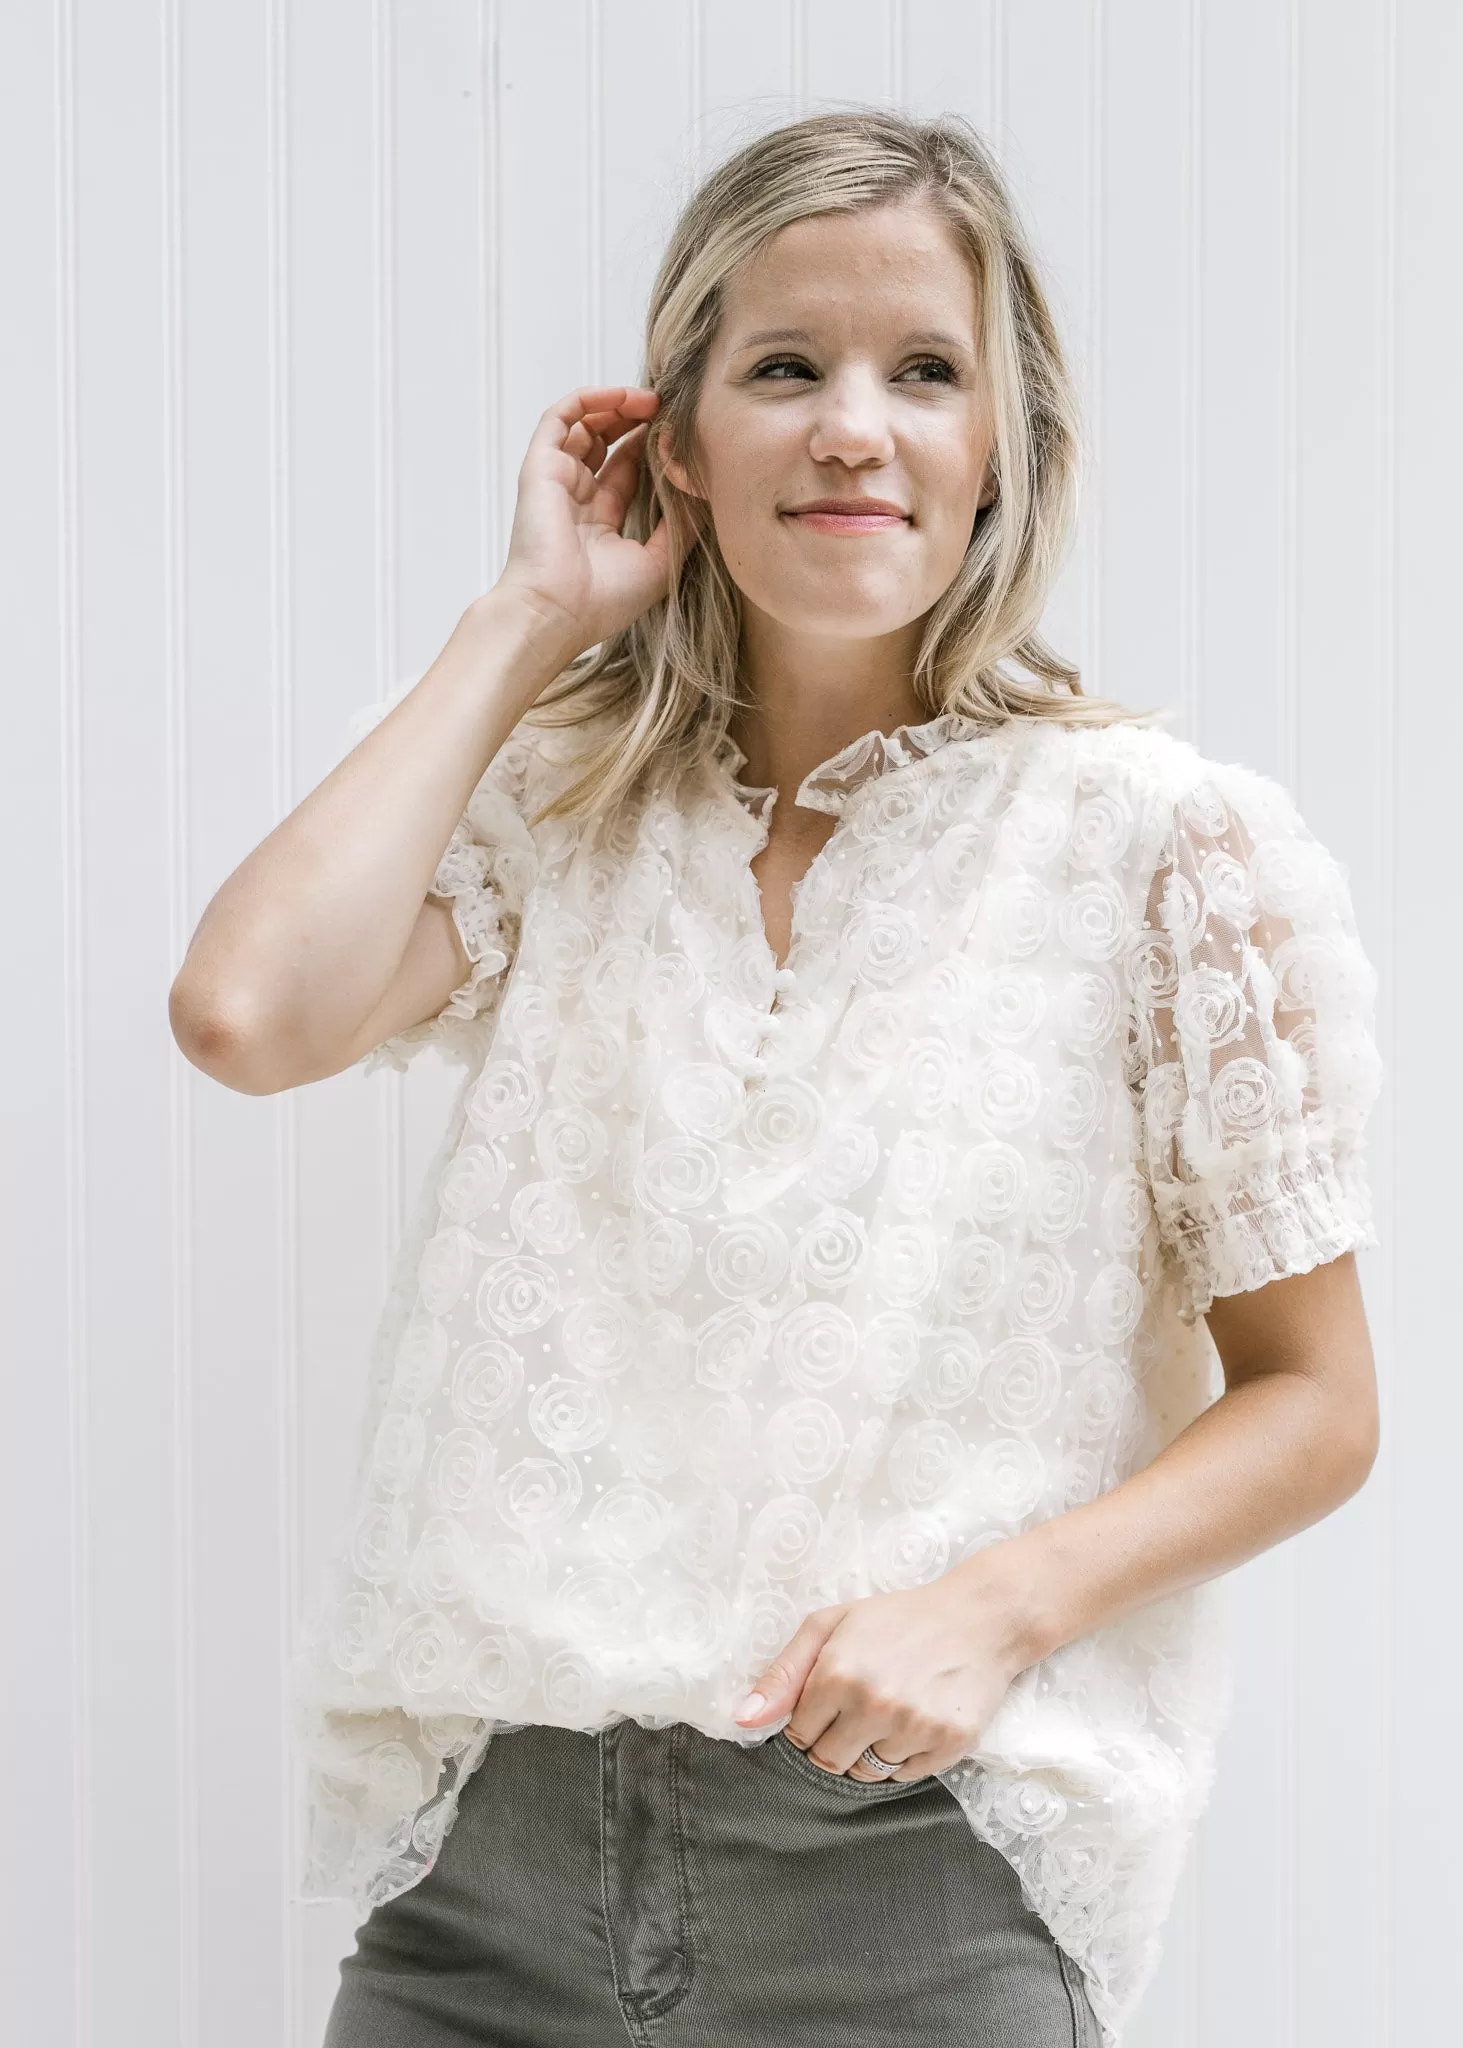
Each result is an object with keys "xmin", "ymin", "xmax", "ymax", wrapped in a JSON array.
[
  {"xmin": 177, "ymin": 0, "xmax": 296, "ymax": 2032},
  {"xmin": 2, "ymin": 0, "xmax": 79, "ymax": 2040},
  {"xmin": 999, "ymin": 0, "xmax": 1099, "ymax": 674},
  {"xmin": 1290, "ymin": 7, "xmax": 1392, "ymax": 2046},
  {"xmin": 395, "ymin": 3, "xmax": 488, "ymax": 641},
  {"xmin": 802, "ymin": 0, "xmax": 898, "ymax": 104},
  {"xmin": 1392, "ymin": 0, "xmax": 1463, "ymax": 2040},
  {"xmin": 901, "ymin": 3, "xmax": 996, "ymax": 127},
  {"xmin": 1097, "ymin": 0, "xmax": 1189, "ymax": 727},
  {"xmin": 68, "ymin": 0, "xmax": 186, "ymax": 2038},
  {"xmin": 600, "ymin": 0, "xmax": 697, "ymax": 382},
  {"xmin": 4, "ymin": 5, "xmax": 1449, "ymax": 2044},
  {"xmin": 695, "ymin": 1, "xmax": 798, "ymax": 162},
  {"xmin": 1194, "ymin": 0, "xmax": 1294, "ymax": 766}
]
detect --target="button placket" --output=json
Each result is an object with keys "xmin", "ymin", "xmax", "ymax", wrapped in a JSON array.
[
  {"xmin": 711, "ymin": 728, "xmax": 987, "ymax": 1097},
  {"xmin": 737, "ymin": 804, "xmax": 828, "ymax": 1091}
]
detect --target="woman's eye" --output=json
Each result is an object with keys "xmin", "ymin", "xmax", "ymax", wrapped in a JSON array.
[
  {"xmin": 899, "ymin": 356, "xmax": 959, "ymax": 384},
  {"xmin": 752, "ymin": 356, "xmax": 816, "ymax": 382}
]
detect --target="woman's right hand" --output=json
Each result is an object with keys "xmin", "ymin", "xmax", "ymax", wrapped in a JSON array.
[{"xmin": 492, "ymin": 384, "xmax": 674, "ymax": 663}]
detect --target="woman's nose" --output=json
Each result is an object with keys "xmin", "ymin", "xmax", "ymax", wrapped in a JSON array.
[{"xmin": 805, "ymin": 370, "xmax": 897, "ymax": 467}]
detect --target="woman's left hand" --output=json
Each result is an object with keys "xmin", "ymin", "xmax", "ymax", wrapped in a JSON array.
[{"xmin": 732, "ymin": 1547, "xmax": 1042, "ymax": 1782}]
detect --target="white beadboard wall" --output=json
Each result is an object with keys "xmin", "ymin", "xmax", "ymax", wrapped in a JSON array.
[{"xmin": 3, "ymin": 3, "xmax": 1457, "ymax": 2044}]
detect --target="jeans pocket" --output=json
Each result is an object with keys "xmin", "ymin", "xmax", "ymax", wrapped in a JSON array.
[{"xmin": 770, "ymin": 1729, "xmax": 918, "ymax": 1798}]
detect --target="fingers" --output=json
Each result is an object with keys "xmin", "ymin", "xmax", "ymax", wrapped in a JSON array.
[
  {"xmin": 591, "ymin": 420, "xmax": 657, "ymax": 518},
  {"xmin": 546, "ymin": 420, "xmax": 654, "ymax": 540},
  {"xmin": 563, "ymin": 414, "xmax": 649, "ymax": 476},
  {"xmin": 734, "ymin": 1606, "xmax": 845, "ymax": 1728},
  {"xmin": 541, "ymin": 388, "xmax": 661, "ymax": 519},
  {"xmin": 528, "ymin": 384, "xmax": 660, "ymax": 466},
  {"xmin": 795, "ymin": 1709, "xmax": 924, "ymax": 1783},
  {"xmin": 562, "ymin": 421, "xmax": 606, "ymax": 469},
  {"xmin": 846, "ymin": 1738, "xmax": 923, "ymax": 1784},
  {"xmin": 550, "ymin": 383, "xmax": 660, "ymax": 426}
]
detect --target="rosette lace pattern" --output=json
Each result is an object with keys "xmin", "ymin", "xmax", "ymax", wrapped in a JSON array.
[
  {"xmin": 1127, "ymin": 763, "xmax": 1383, "ymax": 1323},
  {"xmin": 293, "ymin": 701, "xmax": 1383, "ymax": 2047}
]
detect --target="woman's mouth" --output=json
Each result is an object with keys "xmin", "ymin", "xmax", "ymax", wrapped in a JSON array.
[{"xmin": 782, "ymin": 498, "xmax": 911, "ymax": 534}]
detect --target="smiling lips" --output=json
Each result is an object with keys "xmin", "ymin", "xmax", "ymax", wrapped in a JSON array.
[{"xmin": 783, "ymin": 497, "xmax": 911, "ymax": 534}]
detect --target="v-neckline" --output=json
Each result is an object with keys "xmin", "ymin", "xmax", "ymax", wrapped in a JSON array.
[
  {"xmin": 701, "ymin": 713, "xmax": 1010, "ymax": 1080},
  {"xmin": 747, "ymin": 817, "xmax": 841, "ymax": 979}
]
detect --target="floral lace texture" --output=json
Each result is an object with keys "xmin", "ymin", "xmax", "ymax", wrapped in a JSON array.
[
  {"xmin": 292, "ymin": 701, "xmax": 1383, "ymax": 2048},
  {"xmin": 1127, "ymin": 761, "xmax": 1383, "ymax": 1323}
]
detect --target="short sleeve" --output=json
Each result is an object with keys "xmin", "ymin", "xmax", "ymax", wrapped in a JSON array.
[
  {"xmin": 334, "ymin": 680, "xmax": 543, "ymax": 1077},
  {"xmin": 1123, "ymin": 756, "xmax": 1385, "ymax": 1325}
]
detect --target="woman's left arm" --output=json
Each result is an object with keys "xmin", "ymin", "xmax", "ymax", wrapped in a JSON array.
[{"xmin": 735, "ymin": 1249, "xmax": 1379, "ymax": 1780}]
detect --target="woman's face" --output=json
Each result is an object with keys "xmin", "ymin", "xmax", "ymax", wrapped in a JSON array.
[{"xmin": 664, "ymin": 196, "xmax": 997, "ymax": 643}]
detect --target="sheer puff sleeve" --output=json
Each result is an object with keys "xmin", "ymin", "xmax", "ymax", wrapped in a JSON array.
[
  {"xmin": 333, "ymin": 681, "xmax": 542, "ymax": 1077},
  {"xmin": 1124, "ymin": 754, "xmax": 1385, "ymax": 1326}
]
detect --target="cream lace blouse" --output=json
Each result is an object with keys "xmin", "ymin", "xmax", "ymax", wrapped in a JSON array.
[{"xmin": 291, "ymin": 690, "xmax": 1383, "ymax": 2047}]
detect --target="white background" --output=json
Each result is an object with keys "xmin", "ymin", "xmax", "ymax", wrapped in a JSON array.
[{"xmin": 4, "ymin": 3, "xmax": 1458, "ymax": 2043}]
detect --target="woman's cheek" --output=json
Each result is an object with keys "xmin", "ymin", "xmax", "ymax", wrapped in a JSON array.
[{"xmin": 713, "ymin": 510, "xmax": 784, "ymax": 611}]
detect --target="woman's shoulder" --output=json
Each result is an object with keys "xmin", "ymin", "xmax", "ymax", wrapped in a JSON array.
[
  {"xmin": 1053, "ymin": 713, "xmax": 1206, "ymax": 790},
  {"xmin": 336, "ymin": 676, "xmax": 614, "ymax": 788},
  {"xmin": 467, "ymin": 700, "xmax": 621, "ymax": 819},
  {"xmin": 1049, "ymin": 715, "xmax": 1304, "ymax": 825}
]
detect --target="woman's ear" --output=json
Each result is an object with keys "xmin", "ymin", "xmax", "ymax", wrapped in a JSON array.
[
  {"xmin": 977, "ymin": 464, "xmax": 999, "ymax": 511},
  {"xmin": 661, "ymin": 446, "xmax": 704, "ymax": 502}
]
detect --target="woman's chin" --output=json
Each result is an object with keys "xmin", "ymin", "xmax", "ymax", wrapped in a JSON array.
[{"xmin": 747, "ymin": 586, "xmax": 932, "ymax": 644}]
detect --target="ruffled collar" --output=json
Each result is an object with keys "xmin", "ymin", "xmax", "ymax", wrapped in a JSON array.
[{"xmin": 712, "ymin": 708, "xmax": 1001, "ymax": 818}]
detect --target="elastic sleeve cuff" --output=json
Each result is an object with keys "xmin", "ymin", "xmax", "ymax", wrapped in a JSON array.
[
  {"xmin": 1154, "ymin": 1145, "xmax": 1379, "ymax": 1325},
  {"xmin": 359, "ymin": 823, "xmax": 521, "ymax": 1077},
  {"xmin": 428, "ymin": 821, "xmax": 515, "ymax": 1022}
]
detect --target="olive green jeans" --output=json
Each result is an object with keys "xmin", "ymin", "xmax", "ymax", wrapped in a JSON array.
[{"xmin": 323, "ymin": 1718, "xmax": 1100, "ymax": 2047}]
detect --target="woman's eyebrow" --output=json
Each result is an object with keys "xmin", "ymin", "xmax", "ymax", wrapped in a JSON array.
[
  {"xmin": 730, "ymin": 325, "xmax": 973, "ymax": 357},
  {"xmin": 731, "ymin": 327, "xmax": 817, "ymax": 351}
]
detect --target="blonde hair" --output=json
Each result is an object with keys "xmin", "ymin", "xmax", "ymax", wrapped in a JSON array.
[{"xmin": 524, "ymin": 106, "xmax": 1157, "ymax": 826}]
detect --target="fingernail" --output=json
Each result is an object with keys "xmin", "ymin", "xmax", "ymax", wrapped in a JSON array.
[{"xmin": 735, "ymin": 1691, "xmax": 767, "ymax": 1722}]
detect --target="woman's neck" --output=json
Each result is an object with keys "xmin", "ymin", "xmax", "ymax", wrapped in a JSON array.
[{"xmin": 729, "ymin": 603, "xmax": 931, "ymax": 796}]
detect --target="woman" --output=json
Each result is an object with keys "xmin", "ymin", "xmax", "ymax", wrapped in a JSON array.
[{"xmin": 171, "ymin": 111, "xmax": 1384, "ymax": 2048}]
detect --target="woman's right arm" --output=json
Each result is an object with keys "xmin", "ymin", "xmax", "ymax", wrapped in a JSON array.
[
  {"xmin": 169, "ymin": 591, "xmax": 575, "ymax": 1095},
  {"xmin": 169, "ymin": 384, "xmax": 668, "ymax": 1095}
]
